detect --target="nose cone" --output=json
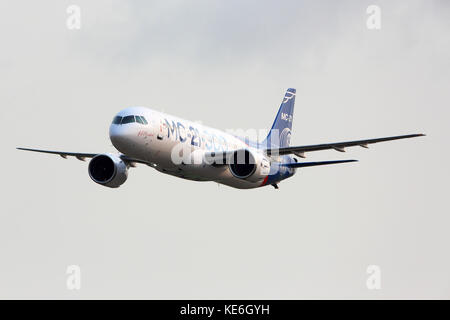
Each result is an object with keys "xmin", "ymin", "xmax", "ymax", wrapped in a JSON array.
[
  {"xmin": 109, "ymin": 107, "xmax": 152, "ymax": 155},
  {"xmin": 109, "ymin": 123, "xmax": 137, "ymax": 154}
]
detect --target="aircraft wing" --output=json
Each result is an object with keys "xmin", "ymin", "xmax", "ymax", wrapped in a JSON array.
[
  {"xmin": 16, "ymin": 147, "xmax": 151, "ymax": 165},
  {"xmin": 265, "ymin": 133, "xmax": 425, "ymax": 157}
]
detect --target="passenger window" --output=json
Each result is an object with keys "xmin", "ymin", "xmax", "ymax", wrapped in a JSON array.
[
  {"xmin": 122, "ymin": 115, "xmax": 135, "ymax": 124},
  {"xmin": 140, "ymin": 116, "xmax": 148, "ymax": 125},
  {"xmin": 112, "ymin": 116, "xmax": 122, "ymax": 124},
  {"xmin": 135, "ymin": 116, "xmax": 144, "ymax": 124}
]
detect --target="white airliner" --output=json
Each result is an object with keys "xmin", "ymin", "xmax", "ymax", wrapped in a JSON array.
[{"xmin": 18, "ymin": 89, "xmax": 424, "ymax": 189}]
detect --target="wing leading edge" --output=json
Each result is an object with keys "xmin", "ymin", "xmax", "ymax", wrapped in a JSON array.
[
  {"xmin": 265, "ymin": 133, "xmax": 425, "ymax": 157},
  {"xmin": 16, "ymin": 147, "xmax": 150, "ymax": 165},
  {"xmin": 16, "ymin": 147, "xmax": 98, "ymax": 160}
]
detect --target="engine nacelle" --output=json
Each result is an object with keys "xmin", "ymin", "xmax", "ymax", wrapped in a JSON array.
[
  {"xmin": 228, "ymin": 149, "xmax": 270, "ymax": 182},
  {"xmin": 88, "ymin": 154, "xmax": 128, "ymax": 188}
]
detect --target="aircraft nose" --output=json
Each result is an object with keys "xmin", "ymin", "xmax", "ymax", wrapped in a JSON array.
[
  {"xmin": 109, "ymin": 124, "xmax": 121, "ymax": 143},
  {"xmin": 109, "ymin": 123, "xmax": 136, "ymax": 153},
  {"xmin": 109, "ymin": 110, "xmax": 151, "ymax": 154}
]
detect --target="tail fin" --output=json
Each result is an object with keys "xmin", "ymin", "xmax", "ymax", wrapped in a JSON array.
[{"xmin": 261, "ymin": 88, "xmax": 296, "ymax": 148}]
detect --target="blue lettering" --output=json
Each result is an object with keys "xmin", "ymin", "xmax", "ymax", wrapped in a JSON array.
[{"xmin": 177, "ymin": 122, "xmax": 186, "ymax": 142}]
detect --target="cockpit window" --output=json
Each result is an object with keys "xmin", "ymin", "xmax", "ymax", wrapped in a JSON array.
[
  {"xmin": 113, "ymin": 114, "xmax": 148, "ymax": 125},
  {"xmin": 121, "ymin": 115, "xmax": 135, "ymax": 124},
  {"xmin": 135, "ymin": 116, "xmax": 144, "ymax": 124},
  {"xmin": 112, "ymin": 116, "xmax": 122, "ymax": 124}
]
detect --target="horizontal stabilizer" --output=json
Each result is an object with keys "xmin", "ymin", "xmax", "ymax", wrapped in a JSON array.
[{"xmin": 281, "ymin": 159, "xmax": 358, "ymax": 168}]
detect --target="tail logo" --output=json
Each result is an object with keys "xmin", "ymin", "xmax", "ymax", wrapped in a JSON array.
[{"xmin": 282, "ymin": 91, "xmax": 296, "ymax": 104}]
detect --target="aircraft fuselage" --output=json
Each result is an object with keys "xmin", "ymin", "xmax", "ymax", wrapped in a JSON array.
[{"xmin": 109, "ymin": 106, "xmax": 295, "ymax": 189}]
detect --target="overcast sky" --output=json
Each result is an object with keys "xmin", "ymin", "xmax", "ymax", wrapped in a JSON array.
[{"xmin": 0, "ymin": 0, "xmax": 449, "ymax": 299}]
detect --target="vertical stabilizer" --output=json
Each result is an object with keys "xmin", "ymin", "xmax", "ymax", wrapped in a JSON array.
[{"xmin": 261, "ymin": 88, "xmax": 296, "ymax": 148}]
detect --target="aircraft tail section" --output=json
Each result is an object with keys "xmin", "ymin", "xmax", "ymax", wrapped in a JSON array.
[{"xmin": 261, "ymin": 88, "xmax": 296, "ymax": 148}]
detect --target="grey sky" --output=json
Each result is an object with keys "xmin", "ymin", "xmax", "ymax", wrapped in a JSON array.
[{"xmin": 0, "ymin": 0, "xmax": 449, "ymax": 298}]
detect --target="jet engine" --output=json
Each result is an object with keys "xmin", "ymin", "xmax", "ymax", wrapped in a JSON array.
[
  {"xmin": 88, "ymin": 154, "xmax": 128, "ymax": 188},
  {"xmin": 228, "ymin": 149, "xmax": 270, "ymax": 182}
]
